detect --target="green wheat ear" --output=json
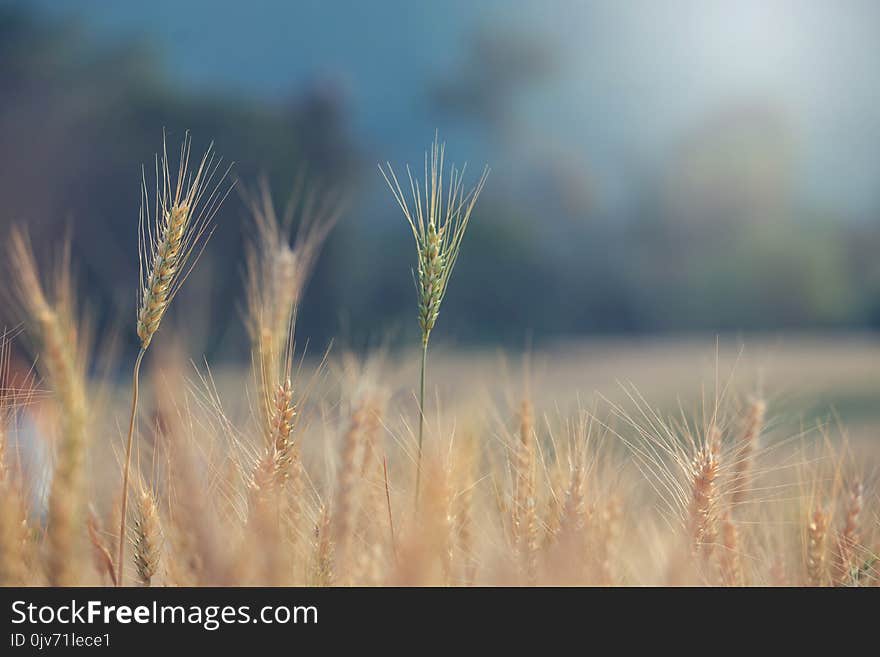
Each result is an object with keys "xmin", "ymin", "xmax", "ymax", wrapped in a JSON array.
[{"xmin": 379, "ymin": 134, "xmax": 489, "ymax": 506}]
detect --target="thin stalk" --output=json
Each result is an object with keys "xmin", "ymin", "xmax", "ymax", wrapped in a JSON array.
[
  {"xmin": 117, "ymin": 347, "xmax": 145, "ymax": 586},
  {"xmin": 415, "ymin": 337, "xmax": 428, "ymax": 508},
  {"xmin": 383, "ymin": 455, "xmax": 397, "ymax": 561}
]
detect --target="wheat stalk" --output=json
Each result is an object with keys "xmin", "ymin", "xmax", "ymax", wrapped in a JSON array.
[
  {"xmin": 449, "ymin": 438, "xmax": 478, "ymax": 585},
  {"xmin": 512, "ymin": 400, "xmax": 538, "ymax": 583},
  {"xmin": 718, "ymin": 513, "xmax": 742, "ymax": 586},
  {"xmin": 0, "ymin": 433, "xmax": 30, "ymax": 586},
  {"xmin": 806, "ymin": 506, "xmax": 828, "ymax": 586},
  {"xmin": 285, "ymin": 448, "xmax": 305, "ymax": 550},
  {"xmin": 689, "ymin": 426, "xmax": 720, "ymax": 559},
  {"xmin": 596, "ymin": 499, "xmax": 621, "ymax": 586},
  {"xmin": 382, "ymin": 456, "xmax": 397, "ymax": 562},
  {"xmin": 333, "ymin": 401, "xmax": 380, "ymax": 573},
  {"xmin": 557, "ymin": 463, "xmax": 586, "ymax": 543},
  {"xmin": 731, "ymin": 397, "xmax": 765, "ymax": 508},
  {"xmin": 0, "ymin": 337, "xmax": 30, "ymax": 586},
  {"xmin": 379, "ymin": 134, "xmax": 488, "ymax": 505},
  {"xmin": 86, "ymin": 510, "xmax": 117, "ymax": 586},
  {"xmin": 118, "ymin": 132, "xmax": 232, "ymax": 586},
  {"xmin": 832, "ymin": 481, "xmax": 862, "ymax": 585},
  {"xmin": 7, "ymin": 230, "xmax": 89, "ymax": 585},
  {"xmin": 313, "ymin": 505, "xmax": 334, "ymax": 586},
  {"xmin": 241, "ymin": 177, "xmax": 340, "ymax": 430}
]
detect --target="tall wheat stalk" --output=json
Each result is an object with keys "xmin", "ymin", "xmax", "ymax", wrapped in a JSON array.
[
  {"xmin": 832, "ymin": 481, "xmax": 862, "ymax": 585},
  {"xmin": 118, "ymin": 133, "xmax": 231, "ymax": 586},
  {"xmin": 806, "ymin": 506, "xmax": 828, "ymax": 586},
  {"xmin": 379, "ymin": 135, "xmax": 488, "ymax": 504},
  {"xmin": 7, "ymin": 231, "xmax": 89, "ymax": 585},
  {"xmin": 0, "ymin": 333, "xmax": 32, "ymax": 586},
  {"xmin": 513, "ymin": 400, "xmax": 538, "ymax": 583},
  {"xmin": 241, "ymin": 176, "xmax": 341, "ymax": 423},
  {"xmin": 132, "ymin": 485, "xmax": 162, "ymax": 586},
  {"xmin": 689, "ymin": 426, "xmax": 721, "ymax": 559},
  {"xmin": 731, "ymin": 397, "xmax": 765, "ymax": 508}
]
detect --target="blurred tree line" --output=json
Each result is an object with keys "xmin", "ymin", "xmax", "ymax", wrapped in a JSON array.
[
  {"xmin": 0, "ymin": 7, "xmax": 360, "ymax": 358},
  {"xmin": 1, "ymin": 7, "xmax": 878, "ymax": 364}
]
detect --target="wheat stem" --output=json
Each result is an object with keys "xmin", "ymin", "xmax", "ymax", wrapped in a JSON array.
[
  {"xmin": 807, "ymin": 507, "xmax": 828, "ymax": 586},
  {"xmin": 416, "ymin": 337, "xmax": 428, "ymax": 508},
  {"xmin": 380, "ymin": 135, "xmax": 488, "ymax": 511},
  {"xmin": 383, "ymin": 455, "xmax": 397, "ymax": 560},
  {"xmin": 116, "ymin": 347, "xmax": 145, "ymax": 586}
]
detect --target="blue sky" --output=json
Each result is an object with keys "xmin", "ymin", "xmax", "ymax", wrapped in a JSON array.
[{"xmin": 18, "ymin": 0, "xmax": 880, "ymax": 219}]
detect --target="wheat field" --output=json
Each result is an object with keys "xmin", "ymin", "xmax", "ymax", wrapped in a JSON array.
[{"xmin": 0, "ymin": 134, "xmax": 877, "ymax": 587}]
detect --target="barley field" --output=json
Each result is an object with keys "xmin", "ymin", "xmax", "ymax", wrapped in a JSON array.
[{"xmin": 0, "ymin": 133, "xmax": 877, "ymax": 589}]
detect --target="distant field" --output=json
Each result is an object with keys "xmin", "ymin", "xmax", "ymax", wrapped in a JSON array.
[
  {"xmin": 367, "ymin": 333, "xmax": 880, "ymax": 436},
  {"xmin": 196, "ymin": 332, "xmax": 880, "ymax": 439}
]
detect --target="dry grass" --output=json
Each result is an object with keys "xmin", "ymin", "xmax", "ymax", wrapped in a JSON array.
[{"xmin": 0, "ymin": 133, "xmax": 878, "ymax": 587}]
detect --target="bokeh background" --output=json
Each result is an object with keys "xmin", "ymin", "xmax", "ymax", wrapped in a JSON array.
[{"xmin": 2, "ymin": 1, "xmax": 879, "ymax": 371}]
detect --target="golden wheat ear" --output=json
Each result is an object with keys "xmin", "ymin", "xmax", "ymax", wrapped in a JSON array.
[
  {"xmin": 137, "ymin": 132, "xmax": 234, "ymax": 350},
  {"xmin": 131, "ymin": 483, "xmax": 162, "ymax": 587},
  {"xmin": 118, "ymin": 132, "xmax": 233, "ymax": 587}
]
